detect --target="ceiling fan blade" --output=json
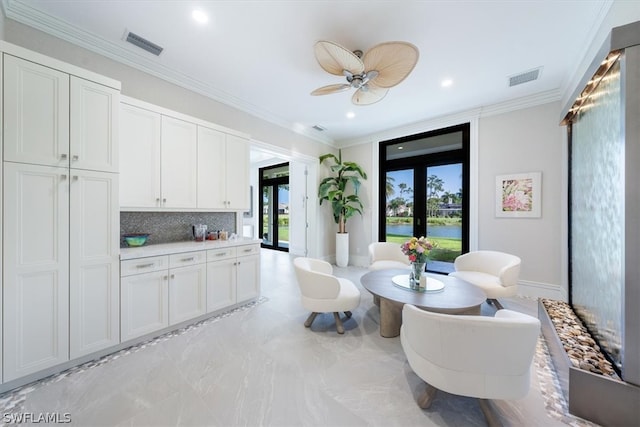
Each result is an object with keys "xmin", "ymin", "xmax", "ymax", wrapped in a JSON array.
[
  {"xmin": 352, "ymin": 85, "xmax": 388, "ymax": 105},
  {"xmin": 363, "ymin": 42, "xmax": 419, "ymax": 88},
  {"xmin": 311, "ymin": 84, "xmax": 351, "ymax": 96},
  {"xmin": 314, "ymin": 40, "xmax": 365, "ymax": 76}
]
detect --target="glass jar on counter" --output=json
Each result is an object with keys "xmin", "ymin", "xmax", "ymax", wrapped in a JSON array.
[{"xmin": 207, "ymin": 231, "xmax": 218, "ymax": 240}]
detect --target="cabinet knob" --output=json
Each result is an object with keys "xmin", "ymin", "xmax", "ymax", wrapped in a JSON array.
[
  {"xmin": 72, "ymin": 155, "xmax": 79, "ymax": 161},
  {"xmin": 73, "ymin": 175, "xmax": 78, "ymax": 181},
  {"xmin": 170, "ymin": 274, "xmax": 175, "ymax": 279},
  {"xmin": 163, "ymin": 198, "xmax": 167, "ymax": 203},
  {"xmin": 163, "ymin": 275, "xmax": 168, "ymax": 280},
  {"xmin": 61, "ymin": 154, "xmax": 68, "ymax": 160},
  {"xmin": 60, "ymin": 174, "xmax": 67, "ymax": 180}
]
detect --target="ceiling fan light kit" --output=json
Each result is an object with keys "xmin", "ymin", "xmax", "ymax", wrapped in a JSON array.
[{"xmin": 311, "ymin": 40, "xmax": 419, "ymax": 105}]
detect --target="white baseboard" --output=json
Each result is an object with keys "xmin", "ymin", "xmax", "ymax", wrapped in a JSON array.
[{"xmin": 518, "ymin": 280, "xmax": 567, "ymax": 301}]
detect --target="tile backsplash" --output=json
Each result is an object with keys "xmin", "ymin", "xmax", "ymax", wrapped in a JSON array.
[{"xmin": 120, "ymin": 212, "xmax": 236, "ymax": 247}]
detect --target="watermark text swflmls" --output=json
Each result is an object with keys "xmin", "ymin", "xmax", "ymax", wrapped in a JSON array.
[{"xmin": 3, "ymin": 412, "xmax": 71, "ymax": 424}]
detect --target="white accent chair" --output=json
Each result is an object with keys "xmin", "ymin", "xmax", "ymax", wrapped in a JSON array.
[
  {"xmin": 449, "ymin": 250, "xmax": 521, "ymax": 310},
  {"xmin": 293, "ymin": 257, "xmax": 361, "ymax": 334},
  {"xmin": 401, "ymin": 304, "xmax": 540, "ymax": 426},
  {"xmin": 368, "ymin": 242, "xmax": 410, "ymax": 270}
]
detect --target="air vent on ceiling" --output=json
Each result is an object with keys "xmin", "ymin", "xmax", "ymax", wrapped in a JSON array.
[
  {"xmin": 508, "ymin": 67, "xmax": 542, "ymax": 87},
  {"xmin": 312, "ymin": 125, "xmax": 326, "ymax": 132},
  {"xmin": 126, "ymin": 31, "xmax": 163, "ymax": 56}
]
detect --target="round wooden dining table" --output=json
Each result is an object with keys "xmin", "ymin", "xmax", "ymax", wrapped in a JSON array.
[{"xmin": 361, "ymin": 268, "xmax": 487, "ymax": 337}]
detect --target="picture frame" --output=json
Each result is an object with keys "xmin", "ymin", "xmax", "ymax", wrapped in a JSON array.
[{"xmin": 495, "ymin": 172, "xmax": 541, "ymax": 218}]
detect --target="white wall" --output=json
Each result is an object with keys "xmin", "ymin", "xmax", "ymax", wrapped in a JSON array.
[
  {"xmin": 0, "ymin": 9, "xmax": 5, "ymax": 40},
  {"xmin": 335, "ymin": 144, "xmax": 375, "ymax": 266},
  {"xmin": 478, "ymin": 103, "xmax": 565, "ymax": 298}
]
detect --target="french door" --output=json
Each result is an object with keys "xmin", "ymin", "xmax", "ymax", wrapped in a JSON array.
[
  {"xmin": 259, "ymin": 163, "xmax": 289, "ymax": 252},
  {"xmin": 379, "ymin": 124, "xmax": 469, "ymax": 274}
]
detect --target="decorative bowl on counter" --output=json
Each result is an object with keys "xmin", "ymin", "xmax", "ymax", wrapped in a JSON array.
[{"xmin": 123, "ymin": 233, "xmax": 150, "ymax": 247}]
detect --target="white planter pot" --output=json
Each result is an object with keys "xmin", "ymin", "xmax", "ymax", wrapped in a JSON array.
[{"xmin": 336, "ymin": 232, "xmax": 349, "ymax": 267}]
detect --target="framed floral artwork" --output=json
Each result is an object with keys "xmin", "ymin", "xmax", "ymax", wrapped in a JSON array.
[{"xmin": 495, "ymin": 172, "xmax": 541, "ymax": 218}]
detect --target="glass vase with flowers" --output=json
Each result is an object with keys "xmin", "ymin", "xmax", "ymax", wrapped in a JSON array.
[{"xmin": 401, "ymin": 236, "xmax": 434, "ymax": 290}]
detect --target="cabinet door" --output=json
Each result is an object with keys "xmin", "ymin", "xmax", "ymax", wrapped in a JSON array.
[
  {"xmin": 70, "ymin": 77, "xmax": 119, "ymax": 173},
  {"xmin": 196, "ymin": 126, "xmax": 226, "ymax": 209},
  {"xmin": 119, "ymin": 104, "xmax": 161, "ymax": 208},
  {"xmin": 225, "ymin": 134, "xmax": 250, "ymax": 210},
  {"xmin": 69, "ymin": 170, "xmax": 120, "ymax": 358},
  {"xmin": 236, "ymin": 254, "xmax": 261, "ymax": 303},
  {"xmin": 3, "ymin": 163, "xmax": 69, "ymax": 381},
  {"xmin": 3, "ymin": 54, "xmax": 70, "ymax": 167},
  {"xmin": 206, "ymin": 258, "xmax": 236, "ymax": 312},
  {"xmin": 121, "ymin": 271, "xmax": 169, "ymax": 342},
  {"xmin": 161, "ymin": 116, "xmax": 197, "ymax": 208},
  {"xmin": 169, "ymin": 264, "xmax": 206, "ymax": 325}
]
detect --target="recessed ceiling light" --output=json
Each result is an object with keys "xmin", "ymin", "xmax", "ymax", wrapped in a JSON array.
[
  {"xmin": 346, "ymin": 111, "xmax": 355, "ymax": 119},
  {"xmin": 192, "ymin": 10, "xmax": 209, "ymax": 24},
  {"xmin": 397, "ymin": 146, "xmax": 404, "ymax": 150},
  {"xmin": 441, "ymin": 79, "xmax": 453, "ymax": 88}
]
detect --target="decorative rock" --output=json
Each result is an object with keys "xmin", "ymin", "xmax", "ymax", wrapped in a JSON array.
[{"xmin": 541, "ymin": 298, "xmax": 620, "ymax": 380}]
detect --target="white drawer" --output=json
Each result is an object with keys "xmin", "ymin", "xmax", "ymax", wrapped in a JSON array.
[
  {"xmin": 236, "ymin": 244, "xmax": 260, "ymax": 257},
  {"xmin": 121, "ymin": 255, "xmax": 169, "ymax": 276},
  {"xmin": 207, "ymin": 247, "xmax": 237, "ymax": 262},
  {"xmin": 169, "ymin": 251, "xmax": 207, "ymax": 268}
]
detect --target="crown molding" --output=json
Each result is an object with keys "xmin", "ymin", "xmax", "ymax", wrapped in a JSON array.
[
  {"xmin": 1, "ymin": 0, "xmax": 335, "ymax": 147},
  {"xmin": 478, "ymin": 88, "xmax": 561, "ymax": 118},
  {"xmin": 336, "ymin": 88, "xmax": 562, "ymax": 148}
]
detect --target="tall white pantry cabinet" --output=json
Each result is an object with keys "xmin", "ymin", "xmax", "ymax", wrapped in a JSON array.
[{"xmin": 1, "ymin": 43, "xmax": 121, "ymax": 382}]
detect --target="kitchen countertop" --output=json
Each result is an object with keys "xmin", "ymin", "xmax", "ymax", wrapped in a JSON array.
[{"xmin": 120, "ymin": 238, "xmax": 262, "ymax": 260}]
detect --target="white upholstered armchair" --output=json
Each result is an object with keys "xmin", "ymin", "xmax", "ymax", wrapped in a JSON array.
[
  {"xmin": 368, "ymin": 242, "xmax": 410, "ymax": 270},
  {"xmin": 293, "ymin": 257, "xmax": 361, "ymax": 334},
  {"xmin": 449, "ymin": 250, "xmax": 521, "ymax": 310},
  {"xmin": 401, "ymin": 304, "xmax": 540, "ymax": 426}
]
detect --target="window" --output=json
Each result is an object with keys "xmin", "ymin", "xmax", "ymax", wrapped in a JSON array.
[
  {"xmin": 379, "ymin": 124, "xmax": 470, "ymax": 274},
  {"xmin": 259, "ymin": 163, "xmax": 289, "ymax": 252}
]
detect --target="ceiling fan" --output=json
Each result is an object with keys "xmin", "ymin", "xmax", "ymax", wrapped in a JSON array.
[{"xmin": 311, "ymin": 40, "xmax": 419, "ymax": 105}]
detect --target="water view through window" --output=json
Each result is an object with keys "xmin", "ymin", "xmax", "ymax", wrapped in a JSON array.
[
  {"xmin": 379, "ymin": 123, "xmax": 469, "ymax": 274},
  {"xmin": 385, "ymin": 164, "xmax": 462, "ymax": 272}
]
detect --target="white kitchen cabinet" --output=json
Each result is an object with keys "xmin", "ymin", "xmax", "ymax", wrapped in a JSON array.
[
  {"xmin": 119, "ymin": 103, "xmax": 162, "ymax": 208},
  {"xmin": 3, "ymin": 163, "xmax": 120, "ymax": 377},
  {"xmin": 169, "ymin": 263, "xmax": 207, "ymax": 325},
  {"xmin": 161, "ymin": 116, "xmax": 197, "ymax": 209},
  {"xmin": 119, "ymin": 98, "xmax": 249, "ymax": 211},
  {"xmin": 1, "ymin": 42, "xmax": 121, "ymax": 384},
  {"xmin": 236, "ymin": 253, "xmax": 261, "ymax": 303},
  {"xmin": 69, "ymin": 170, "xmax": 120, "ymax": 359},
  {"xmin": 3, "ymin": 54, "xmax": 70, "ymax": 167},
  {"xmin": 119, "ymin": 105, "xmax": 198, "ymax": 210},
  {"xmin": 224, "ymin": 134, "xmax": 250, "ymax": 210},
  {"xmin": 197, "ymin": 126, "xmax": 249, "ymax": 210},
  {"xmin": 206, "ymin": 244, "xmax": 260, "ymax": 312},
  {"xmin": 120, "ymin": 256, "xmax": 169, "ymax": 342},
  {"xmin": 206, "ymin": 248, "xmax": 237, "ymax": 313},
  {"xmin": 3, "ymin": 55, "xmax": 119, "ymax": 173},
  {"xmin": 197, "ymin": 126, "xmax": 226, "ymax": 209},
  {"xmin": 168, "ymin": 251, "xmax": 207, "ymax": 325},
  {"xmin": 121, "ymin": 250, "xmax": 207, "ymax": 338},
  {"xmin": 70, "ymin": 77, "xmax": 119, "ymax": 173},
  {"xmin": 3, "ymin": 163, "xmax": 70, "ymax": 381}
]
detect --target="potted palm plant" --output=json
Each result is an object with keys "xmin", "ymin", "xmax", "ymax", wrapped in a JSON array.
[{"xmin": 318, "ymin": 150, "xmax": 367, "ymax": 267}]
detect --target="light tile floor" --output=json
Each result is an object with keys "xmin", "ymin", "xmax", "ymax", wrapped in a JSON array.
[{"xmin": 0, "ymin": 249, "xmax": 595, "ymax": 426}]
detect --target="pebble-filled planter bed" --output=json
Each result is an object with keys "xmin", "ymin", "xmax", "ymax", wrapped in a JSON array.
[{"xmin": 539, "ymin": 298, "xmax": 639, "ymax": 426}]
